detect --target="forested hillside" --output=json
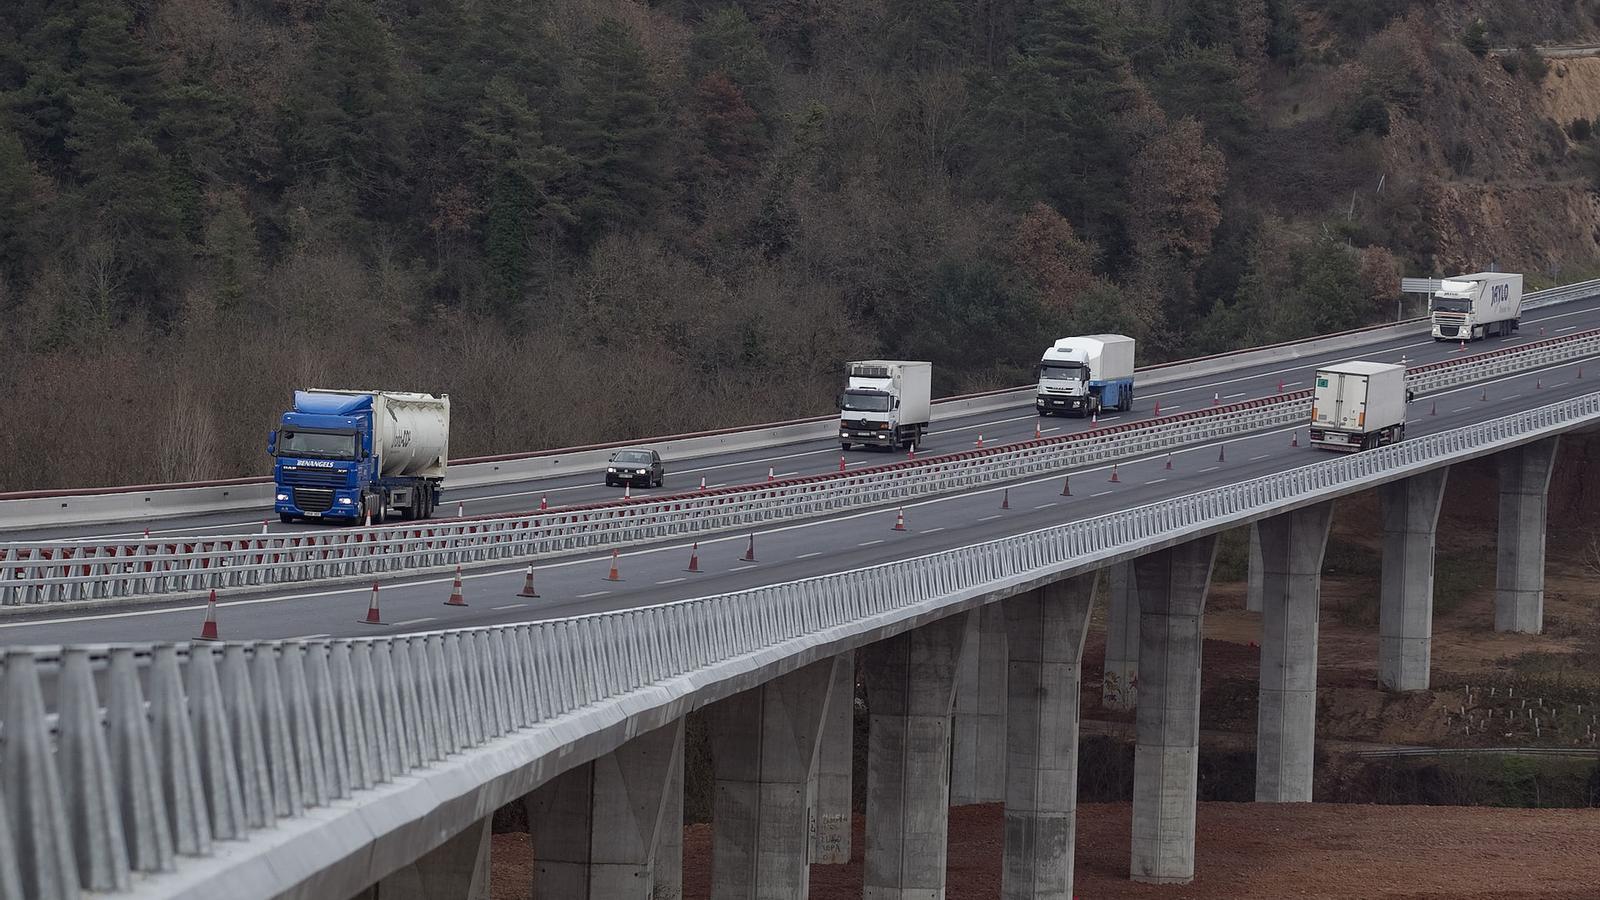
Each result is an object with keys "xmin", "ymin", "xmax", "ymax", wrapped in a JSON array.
[{"xmin": 4, "ymin": 0, "xmax": 1600, "ymax": 489}]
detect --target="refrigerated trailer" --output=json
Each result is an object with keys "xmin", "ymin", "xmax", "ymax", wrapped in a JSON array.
[{"xmin": 1308, "ymin": 361, "xmax": 1407, "ymax": 452}]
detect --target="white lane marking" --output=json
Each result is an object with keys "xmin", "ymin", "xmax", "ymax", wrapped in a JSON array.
[
  {"xmin": 392, "ymin": 617, "xmax": 437, "ymax": 628},
  {"xmin": 1552, "ymin": 382, "xmax": 1568, "ymax": 388},
  {"xmin": 1505, "ymin": 394, "xmax": 1521, "ymax": 401},
  {"xmin": 1224, "ymin": 392, "xmax": 1247, "ymax": 399},
  {"xmin": 1455, "ymin": 407, "xmax": 1473, "ymax": 413},
  {"xmin": 1145, "ymin": 478, "xmax": 1167, "ymax": 485},
  {"xmin": 1033, "ymin": 503, "xmax": 1056, "ymax": 510},
  {"xmin": 921, "ymin": 527, "xmax": 945, "ymax": 535},
  {"xmin": 858, "ymin": 540, "xmax": 885, "ymax": 547},
  {"xmin": 1041, "ymin": 427, "xmax": 1061, "ymax": 434},
  {"xmin": 1250, "ymin": 454, "xmax": 1271, "ymax": 462},
  {"xmin": 730, "ymin": 564, "xmax": 758, "ymax": 572},
  {"xmin": 288, "ymin": 633, "xmax": 329, "ymax": 641},
  {"xmin": 775, "ymin": 471, "xmax": 799, "ymax": 478},
  {"xmin": 795, "ymin": 552, "xmax": 823, "ymax": 560},
  {"xmin": 1161, "ymin": 403, "xmax": 1182, "ymax": 411},
  {"xmin": 16, "ymin": 363, "xmax": 1590, "ymax": 632},
  {"xmin": 655, "ymin": 578, "xmax": 685, "ymax": 586},
  {"xmin": 492, "ymin": 603, "xmax": 526, "ymax": 611},
  {"xmin": 1282, "ymin": 381, "xmax": 1303, "ymax": 388},
  {"xmin": 1091, "ymin": 491, "xmax": 1114, "ymax": 498},
  {"xmin": 1557, "ymin": 325, "xmax": 1578, "ymax": 333}
]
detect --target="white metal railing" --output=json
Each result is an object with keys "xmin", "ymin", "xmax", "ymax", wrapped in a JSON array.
[
  {"xmin": 3, "ymin": 327, "xmax": 1599, "ymax": 607},
  {"xmin": 3, "ymin": 390, "xmax": 1598, "ymax": 899}
]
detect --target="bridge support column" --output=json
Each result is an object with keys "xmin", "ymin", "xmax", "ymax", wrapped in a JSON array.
[
  {"xmin": 370, "ymin": 815, "xmax": 492, "ymax": 900},
  {"xmin": 1379, "ymin": 468, "xmax": 1449, "ymax": 691},
  {"xmin": 1130, "ymin": 536, "xmax": 1217, "ymax": 885},
  {"xmin": 810, "ymin": 650, "xmax": 855, "ymax": 865},
  {"xmin": 1101, "ymin": 562, "xmax": 1139, "ymax": 711},
  {"xmin": 1255, "ymin": 503, "xmax": 1333, "ymax": 803},
  {"xmin": 1246, "ymin": 523, "xmax": 1264, "ymax": 613},
  {"xmin": 1496, "ymin": 438, "xmax": 1559, "ymax": 634},
  {"xmin": 527, "ymin": 718, "xmax": 685, "ymax": 899},
  {"xmin": 709, "ymin": 655, "xmax": 840, "ymax": 899},
  {"xmin": 656, "ymin": 729, "xmax": 685, "ymax": 900},
  {"xmin": 1001, "ymin": 575, "xmax": 1095, "ymax": 900},
  {"xmin": 951, "ymin": 604, "xmax": 1007, "ymax": 804},
  {"xmin": 863, "ymin": 612, "xmax": 969, "ymax": 899}
]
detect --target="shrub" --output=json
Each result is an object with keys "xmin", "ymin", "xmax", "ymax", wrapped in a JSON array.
[
  {"xmin": 1570, "ymin": 118, "xmax": 1593, "ymax": 142},
  {"xmin": 1462, "ymin": 19, "xmax": 1490, "ymax": 57}
]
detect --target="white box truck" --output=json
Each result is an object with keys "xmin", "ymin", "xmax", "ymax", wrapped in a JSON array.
[
  {"xmin": 269, "ymin": 390, "xmax": 450, "ymax": 524},
  {"xmin": 1430, "ymin": 273, "xmax": 1522, "ymax": 342},
  {"xmin": 839, "ymin": 360, "xmax": 932, "ymax": 451},
  {"xmin": 1036, "ymin": 334, "xmax": 1136, "ymax": 417},
  {"xmin": 1308, "ymin": 362, "xmax": 1407, "ymax": 452}
]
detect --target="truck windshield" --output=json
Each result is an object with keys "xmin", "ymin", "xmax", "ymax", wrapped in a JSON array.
[
  {"xmin": 1039, "ymin": 362, "xmax": 1085, "ymax": 381},
  {"xmin": 841, "ymin": 391, "xmax": 892, "ymax": 412},
  {"xmin": 280, "ymin": 430, "xmax": 357, "ymax": 459},
  {"xmin": 1431, "ymin": 299, "xmax": 1471, "ymax": 313}
]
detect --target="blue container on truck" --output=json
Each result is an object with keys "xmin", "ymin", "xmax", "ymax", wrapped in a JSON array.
[{"xmin": 269, "ymin": 390, "xmax": 450, "ymax": 525}]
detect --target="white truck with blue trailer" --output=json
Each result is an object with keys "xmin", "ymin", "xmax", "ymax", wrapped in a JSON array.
[
  {"xmin": 1430, "ymin": 273, "xmax": 1522, "ymax": 342},
  {"xmin": 1035, "ymin": 334, "xmax": 1136, "ymax": 417}
]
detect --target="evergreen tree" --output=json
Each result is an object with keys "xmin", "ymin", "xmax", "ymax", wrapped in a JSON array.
[
  {"xmin": 564, "ymin": 19, "xmax": 667, "ymax": 245},
  {"xmin": 202, "ymin": 189, "xmax": 261, "ymax": 313},
  {"xmin": 690, "ymin": 7, "xmax": 777, "ymax": 121},
  {"xmin": 283, "ymin": 0, "xmax": 413, "ymax": 214},
  {"xmin": 881, "ymin": 0, "xmax": 967, "ymax": 73},
  {"xmin": 0, "ymin": 124, "xmax": 42, "ymax": 280},
  {"xmin": 690, "ymin": 73, "xmax": 767, "ymax": 180},
  {"xmin": 1153, "ymin": 46, "xmax": 1256, "ymax": 155}
]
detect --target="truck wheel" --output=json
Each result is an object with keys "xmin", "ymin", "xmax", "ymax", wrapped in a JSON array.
[{"xmin": 1120, "ymin": 388, "xmax": 1132, "ymax": 412}]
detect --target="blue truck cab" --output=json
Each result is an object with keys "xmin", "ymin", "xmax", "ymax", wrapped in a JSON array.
[{"xmin": 269, "ymin": 390, "xmax": 450, "ymax": 525}]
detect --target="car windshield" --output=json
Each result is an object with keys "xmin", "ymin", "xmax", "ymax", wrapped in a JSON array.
[
  {"xmin": 1039, "ymin": 362, "xmax": 1085, "ymax": 381},
  {"xmin": 280, "ymin": 430, "xmax": 357, "ymax": 459},
  {"xmin": 613, "ymin": 451, "xmax": 653, "ymax": 464},
  {"xmin": 842, "ymin": 390, "xmax": 892, "ymax": 412}
]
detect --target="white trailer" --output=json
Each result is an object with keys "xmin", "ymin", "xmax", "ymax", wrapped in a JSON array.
[
  {"xmin": 1036, "ymin": 334, "xmax": 1136, "ymax": 417},
  {"xmin": 839, "ymin": 360, "xmax": 932, "ymax": 451},
  {"xmin": 1430, "ymin": 273, "xmax": 1522, "ymax": 342},
  {"xmin": 1308, "ymin": 361, "xmax": 1407, "ymax": 452}
]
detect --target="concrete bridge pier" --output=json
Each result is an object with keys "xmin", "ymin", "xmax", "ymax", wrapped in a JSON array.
[
  {"xmin": 1001, "ymin": 574, "xmax": 1096, "ymax": 900},
  {"xmin": 1130, "ymin": 536, "xmax": 1218, "ymax": 885},
  {"xmin": 1379, "ymin": 468, "xmax": 1449, "ymax": 692},
  {"xmin": 809, "ymin": 650, "xmax": 855, "ymax": 866},
  {"xmin": 1101, "ymin": 562, "xmax": 1139, "ymax": 711},
  {"xmin": 863, "ymin": 612, "xmax": 970, "ymax": 899},
  {"xmin": 951, "ymin": 604, "xmax": 1007, "ymax": 805},
  {"xmin": 708, "ymin": 656, "xmax": 842, "ymax": 900},
  {"xmin": 1255, "ymin": 502, "xmax": 1334, "ymax": 803},
  {"xmin": 1246, "ymin": 522, "xmax": 1264, "ymax": 613},
  {"xmin": 362, "ymin": 815, "xmax": 492, "ymax": 900},
  {"xmin": 1496, "ymin": 438, "xmax": 1559, "ymax": 634},
  {"xmin": 526, "ymin": 718, "xmax": 685, "ymax": 899}
]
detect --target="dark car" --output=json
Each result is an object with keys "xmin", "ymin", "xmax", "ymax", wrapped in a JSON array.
[{"xmin": 606, "ymin": 448, "xmax": 664, "ymax": 488}]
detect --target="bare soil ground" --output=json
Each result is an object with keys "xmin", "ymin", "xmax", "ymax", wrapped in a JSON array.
[{"xmin": 489, "ymin": 802, "xmax": 1600, "ymax": 898}]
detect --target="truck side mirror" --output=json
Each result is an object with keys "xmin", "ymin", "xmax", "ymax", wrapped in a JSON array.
[
  {"xmin": 892, "ymin": 398, "xmax": 900, "ymax": 410},
  {"xmin": 267, "ymin": 430, "xmax": 278, "ymax": 457}
]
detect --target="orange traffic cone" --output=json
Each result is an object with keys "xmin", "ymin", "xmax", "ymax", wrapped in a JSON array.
[
  {"xmin": 1165, "ymin": 453, "xmax": 1174, "ymax": 470},
  {"xmin": 908, "ymin": 445, "xmax": 916, "ymax": 460},
  {"xmin": 1430, "ymin": 400, "xmax": 1437, "ymax": 416},
  {"xmin": 605, "ymin": 550, "xmax": 623, "ymax": 582},
  {"xmin": 975, "ymin": 434, "xmax": 984, "ymax": 448},
  {"xmin": 517, "ymin": 566, "xmax": 539, "ymax": 598},
  {"xmin": 197, "ymin": 589, "xmax": 220, "ymax": 641},
  {"xmin": 1153, "ymin": 399, "xmax": 1161, "ymax": 416},
  {"xmin": 1212, "ymin": 392, "xmax": 1220, "ymax": 406},
  {"xmin": 457, "ymin": 501, "xmax": 465, "ymax": 517},
  {"xmin": 360, "ymin": 582, "xmax": 383, "ymax": 625},
  {"xmin": 767, "ymin": 467, "xmax": 775, "ymax": 482},
  {"xmin": 1218, "ymin": 443, "xmax": 1227, "ymax": 462},
  {"xmin": 686, "ymin": 542, "xmax": 701, "ymax": 573},
  {"xmin": 1060, "ymin": 475, "xmax": 1072, "ymax": 497},
  {"xmin": 539, "ymin": 495, "xmax": 548, "ymax": 511},
  {"xmin": 1291, "ymin": 431, "xmax": 1300, "ymax": 448},
  {"xmin": 1091, "ymin": 411, "xmax": 1098, "ymax": 425},
  {"xmin": 892, "ymin": 508, "xmax": 908, "ymax": 532},
  {"xmin": 261, "ymin": 519, "xmax": 269, "ymax": 535},
  {"xmin": 364, "ymin": 510, "xmax": 372, "ymax": 528},
  {"xmin": 1001, "ymin": 489, "xmax": 1010, "ymax": 510},
  {"xmin": 742, "ymin": 535, "xmax": 758, "ymax": 562},
  {"xmin": 1109, "ymin": 464, "xmax": 1120, "ymax": 483},
  {"xmin": 444, "ymin": 565, "xmax": 467, "ymax": 607},
  {"xmin": 839, "ymin": 455, "xmax": 847, "ymax": 472},
  {"xmin": 624, "ymin": 483, "xmax": 631, "ymax": 499},
  {"xmin": 1481, "ymin": 387, "xmax": 1488, "ymax": 402},
  {"xmin": 1034, "ymin": 422, "xmax": 1042, "ymax": 440}
]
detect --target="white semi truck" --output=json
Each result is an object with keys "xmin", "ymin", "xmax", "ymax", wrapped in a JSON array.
[
  {"xmin": 1430, "ymin": 273, "xmax": 1522, "ymax": 342},
  {"xmin": 1035, "ymin": 334, "xmax": 1136, "ymax": 417},
  {"xmin": 839, "ymin": 360, "xmax": 932, "ymax": 451},
  {"xmin": 270, "ymin": 390, "xmax": 450, "ymax": 524},
  {"xmin": 1308, "ymin": 361, "xmax": 1407, "ymax": 452}
]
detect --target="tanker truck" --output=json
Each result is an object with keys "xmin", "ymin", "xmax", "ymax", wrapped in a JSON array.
[{"xmin": 269, "ymin": 390, "xmax": 449, "ymax": 525}]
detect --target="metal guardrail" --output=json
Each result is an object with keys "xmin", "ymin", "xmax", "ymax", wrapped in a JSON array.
[
  {"xmin": 1346, "ymin": 747, "xmax": 1600, "ymax": 760},
  {"xmin": 5, "ymin": 388, "xmax": 1600, "ymax": 899},
  {"xmin": 4, "ymin": 328, "xmax": 1599, "ymax": 608}
]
